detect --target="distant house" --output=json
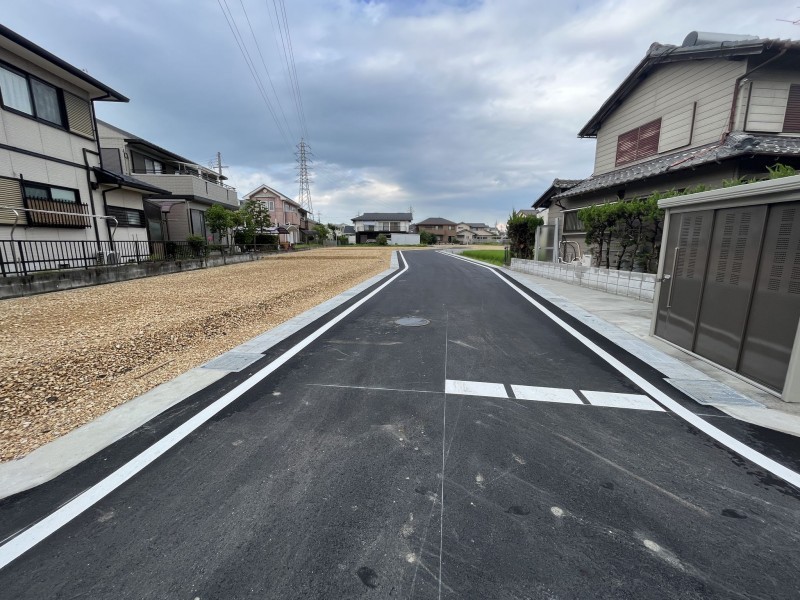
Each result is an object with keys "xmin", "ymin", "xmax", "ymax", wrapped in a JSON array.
[
  {"xmin": 351, "ymin": 212, "xmax": 413, "ymax": 244},
  {"xmin": 0, "ymin": 24, "xmax": 134, "ymax": 272},
  {"xmin": 241, "ymin": 184, "xmax": 306, "ymax": 245},
  {"xmin": 416, "ymin": 217, "xmax": 458, "ymax": 243},
  {"xmin": 97, "ymin": 120, "xmax": 238, "ymax": 244},
  {"xmin": 456, "ymin": 222, "xmax": 500, "ymax": 244},
  {"xmin": 544, "ymin": 31, "xmax": 800, "ymax": 263}
]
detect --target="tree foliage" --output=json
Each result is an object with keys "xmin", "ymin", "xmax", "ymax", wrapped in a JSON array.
[
  {"xmin": 506, "ymin": 210, "xmax": 543, "ymax": 260},
  {"xmin": 236, "ymin": 199, "xmax": 272, "ymax": 245},
  {"xmin": 205, "ymin": 204, "xmax": 235, "ymax": 242},
  {"xmin": 313, "ymin": 223, "xmax": 330, "ymax": 242},
  {"xmin": 419, "ymin": 230, "xmax": 437, "ymax": 245}
]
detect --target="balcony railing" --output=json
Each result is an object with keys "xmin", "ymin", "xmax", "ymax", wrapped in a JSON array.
[
  {"xmin": 24, "ymin": 198, "xmax": 90, "ymax": 228},
  {"xmin": 0, "ymin": 240, "xmax": 280, "ymax": 277}
]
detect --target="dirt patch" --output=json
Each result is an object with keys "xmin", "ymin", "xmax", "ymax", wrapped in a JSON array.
[{"xmin": 0, "ymin": 247, "xmax": 395, "ymax": 462}]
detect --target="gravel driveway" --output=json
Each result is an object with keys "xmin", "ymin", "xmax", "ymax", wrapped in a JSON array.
[{"xmin": 0, "ymin": 247, "xmax": 394, "ymax": 462}]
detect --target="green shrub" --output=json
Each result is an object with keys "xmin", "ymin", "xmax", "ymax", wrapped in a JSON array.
[
  {"xmin": 376, "ymin": 233, "xmax": 388, "ymax": 246},
  {"xmin": 186, "ymin": 234, "xmax": 208, "ymax": 257}
]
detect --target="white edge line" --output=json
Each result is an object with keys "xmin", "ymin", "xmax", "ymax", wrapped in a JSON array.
[
  {"xmin": 0, "ymin": 253, "xmax": 410, "ymax": 570},
  {"xmin": 438, "ymin": 251, "xmax": 800, "ymax": 489}
]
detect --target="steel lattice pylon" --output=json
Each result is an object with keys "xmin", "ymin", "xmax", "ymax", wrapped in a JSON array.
[{"xmin": 296, "ymin": 139, "xmax": 313, "ymax": 217}]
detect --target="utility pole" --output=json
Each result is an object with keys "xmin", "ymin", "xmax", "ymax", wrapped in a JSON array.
[
  {"xmin": 214, "ymin": 152, "xmax": 228, "ymax": 177},
  {"xmin": 296, "ymin": 139, "xmax": 313, "ymax": 218}
]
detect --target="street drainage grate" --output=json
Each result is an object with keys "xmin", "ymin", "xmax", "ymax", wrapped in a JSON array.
[
  {"xmin": 395, "ymin": 317, "xmax": 430, "ymax": 327},
  {"xmin": 664, "ymin": 379, "xmax": 764, "ymax": 408}
]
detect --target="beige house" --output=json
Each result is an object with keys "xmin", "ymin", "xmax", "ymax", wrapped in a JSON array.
[
  {"xmin": 538, "ymin": 32, "xmax": 800, "ymax": 264},
  {"xmin": 241, "ymin": 184, "xmax": 307, "ymax": 245},
  {"xmin": 97, "ymin": 120, "xmax": 238, "ymax": 245},
  {"xmin": 0, "ymin": 24, "xmax": 136, "ymax": 272},
  {"xmin": 456, "ymin": 222, "xmax": 500, "ymax": 244}
]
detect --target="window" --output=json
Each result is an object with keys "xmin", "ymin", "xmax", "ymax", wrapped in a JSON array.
[
  {"xmin": 24, "ymin": 183, "xmax": 77, "ymax": 204},
  {"xmin": 21, "ymin": 182, "xmax": 87, "ymax": 228},
  {"xmin": 106, "ymin": 205, "xmax": 146, "ymax": 227},
  {"xmin": 615, "ymin": 118, "xmax": 661, "ymax": 166},
  {"xmin": 144, "ymin": 157, "xmax": 163, "ymax": 174},
  {"xmin": 784, "ymin": 84, "xmax": 800, "ymax": 133},
  {"xmin": 0, "ymin": 64, "xmax": 65, "ymax": 127}
]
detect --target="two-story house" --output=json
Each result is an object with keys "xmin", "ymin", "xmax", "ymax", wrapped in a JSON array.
[
  {"xmin": 97, "ymin": 120, "xmax": 238, "ymax": 245},
  {"xmin": 241, "ymin": 184, "xmax": 306, "ymax": 245},
  {"xmin": 0, "ymin": 24, "xmax": 136, "ymax": 273},
  {"xmin": 541, "ymin": 32, "xmax": 800, "ymax": 263},
  {"xmin": 351, "ymin": 213, "xmax": 412, "ymax": 244},
  {"xmin": 456, "ymin": 222, "xmax": 500, "ymax": 244},
  {"xmin": 416, "ymin": 217, "xmax": 458, "ymax": 243}
]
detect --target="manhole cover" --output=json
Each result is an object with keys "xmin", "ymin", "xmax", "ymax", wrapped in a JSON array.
[{"xmin": 395, "ymin": 317, "xmax": 430, "ymax": 327}]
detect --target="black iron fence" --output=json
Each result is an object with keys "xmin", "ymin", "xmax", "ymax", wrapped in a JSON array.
[{"xmin": 0, "ymin": 240, "xmax": 281, "ymax": 277}]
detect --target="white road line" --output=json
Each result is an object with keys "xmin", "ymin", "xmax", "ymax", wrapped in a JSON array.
[
  {"xmin": 582, "ymin": 391, "xmax": 665, "ymax": 412},
  {"xmin": 445, "ymin": 379, "xmax": 508, "ymax": 398},
  {"xmin": 439, "ymin": 251, "xmax": 800, "ymax": 489},
  {"xmin": 511, "ymin": 385, "xmax": 583, "ymax": 404},
  {"xmin": 0, "ymin": 253, "xmax": 410, "ymax": 571}
]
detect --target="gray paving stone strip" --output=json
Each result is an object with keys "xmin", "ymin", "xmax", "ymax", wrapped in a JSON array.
[{"xmin": 0, "ymin": 253, "xmax": 401, "ymax": 499}]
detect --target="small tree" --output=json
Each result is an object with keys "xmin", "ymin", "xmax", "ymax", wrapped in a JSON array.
[
  {"xmin": 578, "ymin": 204, "xmax": 615, "ymax": 267},
  {"xmin": 506, "ymin": 210, "xmax": 543, "ymax": 260},
  {"xmin": 205, "ymin": 204, "xmax": 235, "ymax": 248},
  {"xmin": 237, "ymin": 199, "xmax": 271, "ymax": 248},
  {"xmin": 376, "ymin": 233, "xmax": 388, "ymax": 246},
  {"xmin": 313, "ymin": 223, "xmax": 330, "ymax": 243},
  {"xmin": 419, "ymin": 230, "xmax": 437, "ymax": 245}
]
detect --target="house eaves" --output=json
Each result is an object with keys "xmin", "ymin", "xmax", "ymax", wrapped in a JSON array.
[
  {"xmin": 532, "ymin": 178, "xmax": 583, "ymax": 209},
  {"xmin": 577, "ymin": 36, "xmax": 784, "ymax": 138},
  {"xmin": 352, "ymin": 213, "xmax": 413, "ymax": 222},
  {"xmin": 553, "ymin": 132, "xmax": 800, "ymax": 199},
  {"xmin": 0, "ymin": 25, "xmax": 128, "ymax": 102}
]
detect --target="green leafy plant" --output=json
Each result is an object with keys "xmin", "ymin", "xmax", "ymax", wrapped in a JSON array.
[
  {"xmin": 186, "ymin": 234, "xmax": 208, "ymax": 258},
  {"xmin": 419, "ymin": 230, "xmax": 437, "ymax": 245},
  {"xmin": 506, "ymin": 210, "xmax": 544, "ymax": 260},
  {"xmin": 376, "ymin": 233, "xmax": 388, "ymax": 246},
  {"xmin": 767, "ymin": 163, "xmax": 797, "ymax": 179}
]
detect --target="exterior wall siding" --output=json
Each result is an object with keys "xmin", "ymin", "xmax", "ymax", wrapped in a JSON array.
[{"xmin": 594, "ymin": 59, "xmax": 746, "ymax": 175}]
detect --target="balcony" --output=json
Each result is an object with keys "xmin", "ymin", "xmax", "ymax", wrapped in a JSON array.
[{"xmin": 133, "ymin": 172, "xmax": 238, "ymax": 207}]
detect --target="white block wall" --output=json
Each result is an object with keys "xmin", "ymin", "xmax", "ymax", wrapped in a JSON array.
[{"xmin": 510, "ymin": 259, "xmax": 656, "ymax": 302}]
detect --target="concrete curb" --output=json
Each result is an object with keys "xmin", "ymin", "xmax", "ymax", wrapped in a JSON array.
[{"xmin": 0, "ymin": 253, "xmax": 400, "ymax": 499}]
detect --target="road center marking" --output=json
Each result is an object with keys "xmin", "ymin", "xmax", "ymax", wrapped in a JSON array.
[
  {"xmin": 582, "ymin": 391, "xmax": 664, "ymax": 412},
  {"xmin": 511, "ymin": 385, "xmax": 583, "ymax": 404},
  {"xmin": 445, "ymin": 379, "xmax": 507, "ymax": 398}
]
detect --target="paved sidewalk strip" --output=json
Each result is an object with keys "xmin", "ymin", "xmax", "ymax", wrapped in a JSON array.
[{"xmin": 446, "ymin": 379, "xmax": 663, "ymax": 412}]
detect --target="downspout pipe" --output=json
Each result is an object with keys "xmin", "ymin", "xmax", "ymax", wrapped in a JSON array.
[
  {"xmin": 82, "ymin": 148, "xmax": 102, "ymax": 248},
  {"xmin": 101, "ymin": 182, "xmax": 123, "ymax": 250},
  {"xmin": 725, "ymin": 46, "xmax": 788, "ymax": 139}
]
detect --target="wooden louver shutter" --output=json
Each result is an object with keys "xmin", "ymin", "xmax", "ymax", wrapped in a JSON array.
[
  {"xmin": 64, "ymin": 92, "xmax": 94, "ymax": 138},
  {"xmin": 783, "ymin": 84, "xmax": 800, "ymax": 133},
  {"xmin": 637, "ymin": 118, "xmax": 661, "ymax": 158},
  {"xmin": 616, "ymin": 129, "xmax": 639, "ymax": 166}
]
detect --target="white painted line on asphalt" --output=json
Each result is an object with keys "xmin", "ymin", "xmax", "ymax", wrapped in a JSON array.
[
  {"xmin": 582, "ymin": 391, "xmax": 665, "ymax": 412},
  {"xmin": 439, "ymin": 251, "xmax": 800, "ymax": 490},
  {"xmin": 445, "ymin": 379, "xmax": 508, "ymax": 398},
  {"xmin": 510, "ymin": 385, "xmax": 583, "ymax": 404},
  {"xmin": 0, "ymin": 253, "xmax": 410, "ymax": 571}
]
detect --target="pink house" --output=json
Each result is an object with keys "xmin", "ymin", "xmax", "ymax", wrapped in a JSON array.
[{"xmin": 241, "ymin": 184, "xmax": 307, "ymax": 245}]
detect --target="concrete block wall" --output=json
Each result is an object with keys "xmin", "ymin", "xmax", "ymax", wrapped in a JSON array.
[{"xmin": 510, "ymin": 259, "xmax": 656, "ymax": 302}]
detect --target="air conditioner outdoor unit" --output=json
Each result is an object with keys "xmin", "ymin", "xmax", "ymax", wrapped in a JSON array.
[{"xmin": 105, "ymin": 251, "xmax": 119, "ymax": 265}]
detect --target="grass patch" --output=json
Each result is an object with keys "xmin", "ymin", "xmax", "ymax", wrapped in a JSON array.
[{"xmin": 461, "ymin": 249, "xmax": 505, "ymax": 266}]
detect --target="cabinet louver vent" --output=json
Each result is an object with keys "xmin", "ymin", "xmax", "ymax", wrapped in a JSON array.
[{"xmin": 767, "ymin": 206, "xmax": 800, "ymax": 294}]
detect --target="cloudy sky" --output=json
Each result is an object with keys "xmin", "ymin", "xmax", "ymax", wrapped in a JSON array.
[{"xmin": 3, "ymin": 1, "xmax": 799, "ymax": 226}]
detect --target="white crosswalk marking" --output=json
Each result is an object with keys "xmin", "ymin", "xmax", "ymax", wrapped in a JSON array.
[
  {"xmin": 510, "ymin": 385, "xmax": 583, "ymax": 404},
  {"xmin": 445, "ymin": 380, "xmax": 664, "ymax": 412},
  {"xmin": 445, "ymin": 379, "xmax": 507, "ymax": 398},
  {"xmin": 581, "ymin": 390, "xmax": 664, "ymax": 412}
]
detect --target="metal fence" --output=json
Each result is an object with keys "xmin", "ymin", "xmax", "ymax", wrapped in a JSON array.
[{"xmin": 0, "ymin": 240, "xmax": 281, "ymax": 277}]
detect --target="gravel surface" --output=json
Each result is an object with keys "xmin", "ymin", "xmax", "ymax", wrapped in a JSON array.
[{"xmin": 0, "ymin": 247, "xmax": 394, "ymax": 462}]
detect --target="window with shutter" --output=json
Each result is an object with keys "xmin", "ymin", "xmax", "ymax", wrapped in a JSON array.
[
  {"xmin": 615, "ymin": 118, "xmax": 662, "ymax": 166},
  {"xmin": 783, "ymin": 84, "xmax": 800, "ymax": 133}
]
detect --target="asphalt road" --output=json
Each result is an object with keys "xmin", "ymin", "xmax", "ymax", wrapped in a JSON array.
[{"xmin": 1, "ymin": 250, "xmax": 799, "ymax": 599}]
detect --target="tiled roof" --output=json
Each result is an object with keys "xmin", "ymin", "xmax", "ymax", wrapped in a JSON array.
[
  {"xmin": 352, "ymin": 212, "xmax": 413, "ymax": 222},
  {"xmin": 417, "ymin": 217, "xmax": 457, "ymax": 225},
  {"xmin": 92, "ymin": 167, "xmax": 170, "ymax": 195},
  {"xmin": 554, "ymin": 132, "xmax": 800, "ymax": 199}
]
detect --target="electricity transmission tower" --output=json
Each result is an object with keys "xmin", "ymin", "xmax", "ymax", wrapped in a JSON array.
[{"xmin": 296, "ymin": 139, "xmax": 313, "ymax": 218}]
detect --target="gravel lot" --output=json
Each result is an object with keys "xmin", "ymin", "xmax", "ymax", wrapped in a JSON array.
[{"xmin": 0, "ymin": 247, "xmax": 394, "ymax": 462}]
